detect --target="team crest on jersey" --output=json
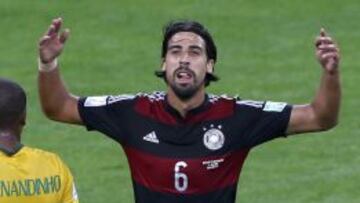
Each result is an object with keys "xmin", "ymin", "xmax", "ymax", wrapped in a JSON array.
[{"xmin": 203, "ymin": 125, "xmax": 225, "ymax": 151}]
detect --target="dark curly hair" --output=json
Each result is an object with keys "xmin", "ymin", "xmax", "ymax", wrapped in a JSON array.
[{"xmin": 155, "ymin": 20, "xmax": 219, "ymax": 86}]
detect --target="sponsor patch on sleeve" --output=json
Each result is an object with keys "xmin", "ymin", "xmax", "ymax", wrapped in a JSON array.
[
  {"xmin": 84, "ymin": 96, "xmax": 108, "ymax": 107},
  {"xmin": 263, "ymin": 101, "xmax": 287, "ymax": 112}
]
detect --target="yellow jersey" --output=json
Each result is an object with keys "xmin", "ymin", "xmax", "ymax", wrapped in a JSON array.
[{"xmin": 0, "ymin": 145, "xmax": 79, "ymax": 203}]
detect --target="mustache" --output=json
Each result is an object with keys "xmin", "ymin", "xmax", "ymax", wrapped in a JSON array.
[{"xmin": 174, "ymin": 66, "xmax": 195, "ymax": 77}]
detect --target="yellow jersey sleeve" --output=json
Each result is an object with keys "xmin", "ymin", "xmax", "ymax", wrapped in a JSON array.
[{"xmin": 58, "ymin": 156, "xmax": 79, "ymax": 203}]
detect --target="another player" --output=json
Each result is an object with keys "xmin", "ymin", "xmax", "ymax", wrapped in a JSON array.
[
  {"xmin": 37, "ymin": 18, "xmax": 340, "ymax": 202},
  {"xmin": 0, "ymin": 78, "xmax": 79, "ymax": 203}
]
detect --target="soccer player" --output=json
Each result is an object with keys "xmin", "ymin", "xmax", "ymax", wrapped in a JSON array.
[
  {"xmin": 0, "ymin": 78, "xmax": 79, "ymax": 203},
  {"xmin": 37, "ymin": 18, "xmax": 340, "ymax": 203}
]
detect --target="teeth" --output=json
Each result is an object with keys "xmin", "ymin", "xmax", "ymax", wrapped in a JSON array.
[{"xmin": 177, "ymin": 72, "xmax": 191, "ymax": 79}]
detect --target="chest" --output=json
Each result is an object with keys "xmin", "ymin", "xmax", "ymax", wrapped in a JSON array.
[{"xmin": 123, "ymin": 117, "xmax": 249, "ymax": 156}]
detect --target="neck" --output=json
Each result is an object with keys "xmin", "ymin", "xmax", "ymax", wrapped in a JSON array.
[
  {"xmin": 0, "ymin": 131, "xmax": 20, "ymax": 151},
  {"xmin": 167, "ymin": 87, "xmax": 206, "ymax": 117}
]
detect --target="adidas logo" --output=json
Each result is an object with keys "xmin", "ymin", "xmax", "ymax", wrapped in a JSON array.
[{"xmin": 143, "ymin": 131, "xmax": 159, "ymax": 144}]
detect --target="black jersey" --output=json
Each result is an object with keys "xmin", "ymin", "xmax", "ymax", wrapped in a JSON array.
[{"xmin": 78, "ymin": 92, "xmax": 292, "ymax": 203}]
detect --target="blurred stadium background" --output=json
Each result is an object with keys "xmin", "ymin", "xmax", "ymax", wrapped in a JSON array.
[{"xmin": 0, "ymin": 0, "xmax": 359, "ymax": 202}]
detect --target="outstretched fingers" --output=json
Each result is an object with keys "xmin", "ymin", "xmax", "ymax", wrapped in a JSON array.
[
  {"xmin": 53, "ymin": 18, "xmax": 62, "ymax": 33},
  {"xmin": 38, "ymin": 17, "xmax": 69, "ymax": 63},
  {"xmin": 39, "ymin": 35, "xmax": 51, "ymax": 46},
  {"xmin": 44, "ymin": 17, "xmax": 63, "ymax": 39},
  {"xmin": 59, "ymin": 29, "xmax": 70, "ymax": 44},
  {"xmin": 46, "ymin": 24, "xmax": 56, "ymax": 37}
]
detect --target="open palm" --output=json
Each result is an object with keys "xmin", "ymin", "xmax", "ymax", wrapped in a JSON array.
[{"xmin": 39, "ymin": 18, "xmax": 69, "ymax": 63}]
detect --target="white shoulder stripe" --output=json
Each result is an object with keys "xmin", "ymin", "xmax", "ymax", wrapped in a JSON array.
[
  {"xmin": 108, "ymin": 94, "xmax": 136, "ymax": 104},
  {"xmin": 84, "ymin": 96, "xmax": 108, "ymax": 107},
  {"xmin": 263, "ymin": 101, "xmax": 287, "ymax": 112},
  {"xmin": 236, "ymin": 100, "xmax": 264, "ymax": 108},
  {"xmin": 84, "ymin": 92, "xmax": 166, "ymax": 106}
]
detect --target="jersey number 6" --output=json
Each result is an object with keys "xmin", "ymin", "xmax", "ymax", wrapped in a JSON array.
[{"xmin": 174, "ymin": 161, "xmax": 188, "ymax": 192}]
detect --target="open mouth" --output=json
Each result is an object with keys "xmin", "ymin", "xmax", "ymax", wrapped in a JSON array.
[
  {"xmin": 177, "ymin": 72, "xmax": 192, "ymax": 79},
  {"xmin": 175, "ymin": 70, "xmax": 194, "ymax": 84}
]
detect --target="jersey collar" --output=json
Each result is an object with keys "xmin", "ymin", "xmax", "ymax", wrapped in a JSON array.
[
  {"xmin": 0, "ymin": 142, "xmax": 24, "ymax": 156},
  {"xmin": 164, "ymin": 94, "xmax": 210, "ymax": 121}
]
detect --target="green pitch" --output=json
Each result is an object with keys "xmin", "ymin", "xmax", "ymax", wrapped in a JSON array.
[{"xmin": 0, "ymin": 0, "xmax": 359, "ymax": 202}]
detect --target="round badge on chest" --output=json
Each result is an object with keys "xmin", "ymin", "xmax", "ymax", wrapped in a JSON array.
[{"xmin": 203, "ymin": 128, "xmax": 225, "ymax": 151}]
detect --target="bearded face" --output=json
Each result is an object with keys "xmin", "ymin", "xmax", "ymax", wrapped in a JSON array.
[
  {"xmin": 162, "ymin": 32, "xmax": 214, "ymax": 101},
  {"xmin": 168, "ymin": 64, "xmax": 204, "ymax": 100}
]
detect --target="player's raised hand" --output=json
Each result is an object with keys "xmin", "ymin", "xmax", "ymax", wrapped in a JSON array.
[
  {"xmin": 315, "ymin": 28, "xmax": 340, "ymax": 74},
  {"xmin": 39, "ymin": 18, "xmax": 70, "ymax": 63}
]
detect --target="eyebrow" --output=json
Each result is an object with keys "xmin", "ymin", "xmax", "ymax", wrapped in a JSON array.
[
  {"xmin": 168, "ymin": 45, "xmax": 182, "ymax": 50},
  {"xmin": 189, "ymin": 45, "xmax": 203, "ymax": 50},
  {"xmin": 168, "ymin": 45, "xmax": 203, "ymax": 51}
]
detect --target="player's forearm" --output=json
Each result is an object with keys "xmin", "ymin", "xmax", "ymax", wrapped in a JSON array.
[
  {"xmin": 310, "ymin": 69, "xmax": 341, "ymax": 130},
  {"xmin": 38, "ymin": 65, "xmax": 80, "ymax": 123},
  {"xmin": 38, "ymin": 67, "xmax": 70, "ymax": 119}
]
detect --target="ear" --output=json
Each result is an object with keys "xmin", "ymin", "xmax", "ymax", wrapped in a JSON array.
[
  {"xmin": 206, "ymin": 59, "xmax": 215, "ymax": 74},
  {"xmin": 19, "ymin": 111, "xmax": 26, "ymax": 126},
  {"xmin": 161, "ymin": 58, "xmax": 166, "ymax": 71}
]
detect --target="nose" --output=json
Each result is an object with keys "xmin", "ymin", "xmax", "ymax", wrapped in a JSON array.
[
  {"xmin": 179, "ymin": 61, "xmax": 190, "ymax": 67},
  {"xmin": 179, "ymin": 52, "xmax": 191, "ymax": 65}
]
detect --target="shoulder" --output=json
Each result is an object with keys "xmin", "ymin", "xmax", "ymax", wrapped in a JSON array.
[
  {"xmin": 23, "ymin": 146, "xmax": 58, "ymax": 158},
  {"xmin": 208, "ymin": 94, "xmax": 237, "ymax": 103},
  {"xmin": 211, "ymin": 94, "xmax": 289, "ymax": 113},
  {"xmin": 235, "ymin": 99, "xmax": 264, "ymax": 109},
  {"xmin": 80, "ymin": 91, "xmax": 166, "ymax": 107},
  {"xmin": 236, "ymin": 99, "xmax": 290, "ymax": 117},
  {"xmin": 208, "ymin": 94, "xmax": 263, "ymax": 109},
  {"xmin": 24, "ymin": 146, "xmax": 67, "ymax": 168},
  {"xmin": 209, "ymin": 94, "xmax": 289, "ymax": 110},
  {"xmin": 132, "ymin": 91, "xmax": 166, "ymax": 102}
]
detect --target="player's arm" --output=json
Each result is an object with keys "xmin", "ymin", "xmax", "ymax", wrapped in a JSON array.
[
  {"xmin": 38, "ymin": 18, "xmax": 82, "ymax": 125},
  {"xmin": 286, "ymin": 28, "xmax": 341, "ymax": 135}
]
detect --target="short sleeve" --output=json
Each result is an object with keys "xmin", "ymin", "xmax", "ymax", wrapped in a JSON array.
[
  {"xmin": 78, "ymin": 96, "xmax": 111, "ymax": 131},
  {"xmin": 77, "ymin": 94, "xmax": 136, "ymax": 143},
  {"xmin": 235, "ymin": 100, "xmax": 292, "ymax": 148}
]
